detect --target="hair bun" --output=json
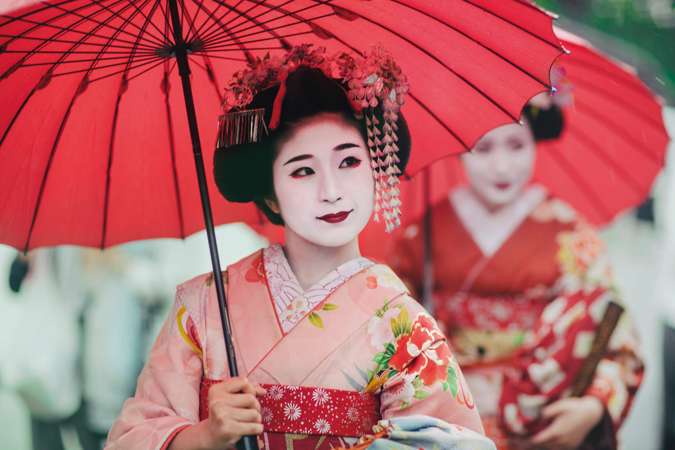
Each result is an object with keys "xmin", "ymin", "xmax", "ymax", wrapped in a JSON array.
[
  {"xmin": 523, "ymin": 104, "xmax": 564, "ymax": 141},
  {"xmin": 213, "ymin": 141, "xmax": 272, "ymax": 203}
]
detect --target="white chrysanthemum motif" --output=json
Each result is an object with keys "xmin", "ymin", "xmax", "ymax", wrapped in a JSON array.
[
  {"xmin": 311, "ymin": 388, "xmax": 330, "ymax": 406},
  {"xmin": 381, "ymin": 374, "xmax": 415, "ymax": 406},
  {"xmin": 367, "ymin": 307, "xmax": 399, "ymax": 352},
  {"xmin": 346, "ymin": 406, "xmax": 359, "ymax": 422},
  {"xmin": 314, "ymin": 418, "xmax": 331, "ymax": 433},
  {"xmin": 261, "ymin": 407, "xmax": 273, "ymax": 424},
  {"xmin": 267, "ymin": 385, "xmax": 284, "ymax": 400},
  {"xmin": 504, "ymin": 403, "xmax": 526, "ymax": 435},
  {"xmin": 283, "ymin": 402, "xmax": 301, "ymax": 421}
]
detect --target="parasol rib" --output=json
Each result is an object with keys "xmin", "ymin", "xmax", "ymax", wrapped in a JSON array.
[
  {"xmin": 25, "ymin": 0, "xmax": 155, "ymax": 251},
  {"xmin": 0, "ymin": 0, "xmax": 144, "ymax": 149},
  {"xmin": 101, "ymin": 0, "xmax": 164, "ymax": 248}
]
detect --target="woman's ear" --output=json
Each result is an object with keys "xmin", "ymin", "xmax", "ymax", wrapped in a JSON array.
[{"xmin": 265, "ymin": 197, "xmax": 281, "ymax": 215}]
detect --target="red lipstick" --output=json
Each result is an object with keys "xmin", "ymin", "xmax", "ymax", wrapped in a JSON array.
[
  {"xmin": 318, "ymin": 210, "xmax": 353, "ymax": 223},
  {"xmin": 495, "ymin": 182, "xmax": 511, "ymax": 191}
]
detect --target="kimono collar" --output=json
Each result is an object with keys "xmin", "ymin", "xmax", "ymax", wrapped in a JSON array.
[
  {"xmin": 450, "ymin": 184, "xmax": 547, "ymax": 257},
  {"xmin": 263, "ymin": 244, "xmax": 374, "ymax": 333}
]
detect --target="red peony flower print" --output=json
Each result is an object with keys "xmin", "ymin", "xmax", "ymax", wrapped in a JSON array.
[
  {"xmin": 388, "ymin": 314, "xmax": 451, "ymax": 386},
  {"xmin": 418, "ymin": 340, "xmax": 451, "ymax": 386}
]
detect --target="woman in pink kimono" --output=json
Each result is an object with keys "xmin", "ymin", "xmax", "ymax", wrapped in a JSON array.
[
  {"xmin": 105, "ymin": 46, "xmax": 493, "ymax": 450},
  {"xmin": 388, "ymin": 98, "xmax": 644, "ymax": 450}
]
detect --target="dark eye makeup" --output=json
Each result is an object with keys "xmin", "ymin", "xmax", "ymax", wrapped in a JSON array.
[
  {"xmin": 289, "ymin": 155, "xmax": 362, "ymax": 178},
  {"xmin": 509, "ymin": 138, "xmax": 530, "ymax": 151},
  {"xmin": 290, "ymin": 167, "xmax": 315, "ymax": 178},
  {"xmin": 339, "ymin": 156, "xmax": 362, "ymax": 168},
  {"xmin": 474, "ymin": 141, "xmax": 492, "ymax": 153}
]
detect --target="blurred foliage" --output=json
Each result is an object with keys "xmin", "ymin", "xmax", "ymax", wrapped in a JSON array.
[{"xmin": 537, "ymin": 0, "xmax": 675, "ymax": 102}]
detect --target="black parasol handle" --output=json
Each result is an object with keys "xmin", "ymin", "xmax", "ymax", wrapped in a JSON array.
[{"xmin": 167, "ymin": 1, "xmax": 258, "ymax": 449}]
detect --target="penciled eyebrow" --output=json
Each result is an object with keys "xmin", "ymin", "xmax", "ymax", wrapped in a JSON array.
[
  {"xmin": 283, "ymin": 142, "xmax": 360, "ymax": 166},
  {"xmin": 333, "ymin": 142, "xmax": 360, "ymax": 151},
  {"xmin": 283, "ymin": 154, "xmax": 313, "ymax": 166}
]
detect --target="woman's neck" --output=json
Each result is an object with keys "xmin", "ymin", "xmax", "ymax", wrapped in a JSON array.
[
  {"xmin": 283, "ymin": 229, "xmax": 361, "ymax": 290},
  {"xmin": 467, "ymin": 185, "xmax": 513, "ymax": 214}
]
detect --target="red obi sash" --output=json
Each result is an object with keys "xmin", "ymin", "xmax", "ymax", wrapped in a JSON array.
[{"xmin": 200, "ymin": 379, "xmax": 380, "ymax": 437}]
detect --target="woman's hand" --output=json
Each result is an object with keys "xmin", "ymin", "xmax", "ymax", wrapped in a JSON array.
[
  {"xmin": 204, "ymin": 377, "xmax": 267, "ymax": 449},
  {"xmin": 168, "ymin": 377, "xmax": 266, "ymax": 450},
  {"xmin": 526, "ymin": 396, "xmax": 605, "ymax": 450}
]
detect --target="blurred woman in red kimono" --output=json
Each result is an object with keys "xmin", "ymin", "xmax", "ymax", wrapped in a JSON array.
[{"xmin": 388, "ymin": 95, "xmax": 644, "ymax": 450}]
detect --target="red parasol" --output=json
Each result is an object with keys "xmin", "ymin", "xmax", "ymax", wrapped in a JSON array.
[
  {"xmin": 535, "ymin": 30, "xmax": 669, "ymax": 224},
  {"xmin": 0, "ymin": 4, "xmax": 562, "ymax": 446},
  {"xmin": 0, "ymin": 0, "xmax": 563, "ymax": 251}
]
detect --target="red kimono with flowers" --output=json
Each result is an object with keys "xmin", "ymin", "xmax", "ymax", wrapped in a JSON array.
[{"xmin": 388, "ymin": 186, "xmax": 644, "ymax": 449}]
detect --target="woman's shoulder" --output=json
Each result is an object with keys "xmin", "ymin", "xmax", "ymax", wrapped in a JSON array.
[
  {"xmin": 175, "ymin": 247, "xmax": 268, "ymax": 306},
  {"xmin": 530, "ymin": 194, "xmax": 584, "ymax": 226},
  {"xmin": 176, "ymin": 271, "xmax": 218, "ymax": 300},
  {"xmin": 363, "ymin": 266, "xmax": 436, "ymax": 317},
  {"xmin": 390, "ymin": 291, "xmax": 433, "ymax": 319},
  {"xmin": 363, "ymin": 263, "xmax": 410, "ymax": 294},
  {"xmin": 173, "ymin": 272, "xmax": 217, "ymax": 328},
  {"xmin": 176, "ymin": 248, "xmax": 267, "ymax": 292}
]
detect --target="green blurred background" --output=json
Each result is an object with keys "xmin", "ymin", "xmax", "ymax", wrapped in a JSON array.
[{"xmin": 536, "ymin": 0, "xmax": 675, "ymax": 103}]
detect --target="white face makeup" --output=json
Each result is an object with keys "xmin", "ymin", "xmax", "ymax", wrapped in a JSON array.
[
  {"xmin": 461, "ymin": 121, "xmax": 536, "ymax": 209},
  {"xmin": 271, "ymin": 113, "xmax": 374, "ymax": 248}
]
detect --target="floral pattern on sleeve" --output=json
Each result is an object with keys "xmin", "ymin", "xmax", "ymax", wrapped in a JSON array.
[
  {"xmin": 556, "ymin": 221, "xmax": 615, "ymax": 292},
  {"xmin": 176, "ymin": 304, "xmax": 203, "ymax": 360},
  {"xmin": 364, "ymin": 300, "xmax": 470, "ymax": 410}
]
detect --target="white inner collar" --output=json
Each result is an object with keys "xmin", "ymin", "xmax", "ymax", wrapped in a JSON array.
[
  {"xmin": 263, "ymin": 244, "xmax": 374, "ymax": 333},
  {"xmin": 449, "ymin": 185, "xmax": 547, "ymax": 257}
]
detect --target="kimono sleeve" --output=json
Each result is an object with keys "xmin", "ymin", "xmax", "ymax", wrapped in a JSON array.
[
  {"xmin": 498, "ymin": 222, "xmax": 644, "ymax": 436},
  {"xmin": 104, "ymin": 276, "xmax": 209, "ymax": 450},
  {"xmin": 375, "ymin": 296, "xmax": 485, "ymax": 435},
  {"xmin": 585, "ymin": 310, "xmax": 644, "ymax": 427}
]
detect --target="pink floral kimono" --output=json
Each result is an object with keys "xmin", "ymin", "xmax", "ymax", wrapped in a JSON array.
[{"xmin": 105, "ymin": 245, "xmax": 489, "ymax": 450}]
